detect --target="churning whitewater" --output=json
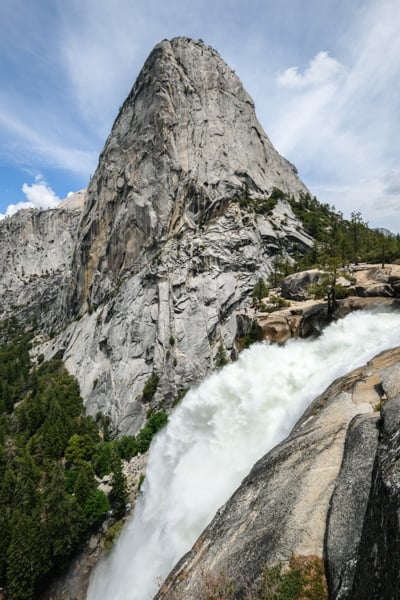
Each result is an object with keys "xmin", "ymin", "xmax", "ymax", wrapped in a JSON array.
[{"xmin": 87, "ymin": 309, "xmax": 400, "ymax": 600}]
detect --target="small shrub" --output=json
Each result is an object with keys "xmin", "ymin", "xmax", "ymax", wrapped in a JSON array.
[
  {"xmin": 84, "ymin": 489, "xmax": 110, "ymax": 526},
  {"xmin": 173, "ymin": 388, "xmax": 188, "ymax": 407},
  {"xmin": 135, "ymin": 411, "xmax": 168, "ymax": 454},
  {"xmin": 253, "ymin": 278, "xmax": 269, "ymax": 302},
  {"xmin": 138, "ymin": 473, "xmax": 145, "ymax": 490},
  {"xmin": 335, "ymin": 285, "xmax": 353, "ymax": 299},
  {"xmin": 116, "ymin": 436, "xmax": 138, "ymax": 460},
  {"xmin": 215, "ymin": 342, "xmax": 229, "ymax": 368},
  {"xmin": 142, "ymin": 374, "xmax": 159, "ymax": 403},
  {"xmin": 104, "ymin": 521, "xmax": 124, "ymax": 552}
]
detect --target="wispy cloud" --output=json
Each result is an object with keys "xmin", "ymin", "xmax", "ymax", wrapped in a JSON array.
[
  {"xmin": 277, "ymin": 51, "xmax": 345, "ymax": 89},
  {"xmin": 0, "ymin": 108, "xmax": 98, "ymax": 176},
  {"xmin": 270, "ymin": 0, "xmax": 400, "ymax": 228},
  {"xmin": 0, "ymin": 0, "xmax": 398, "ymax": 229}
]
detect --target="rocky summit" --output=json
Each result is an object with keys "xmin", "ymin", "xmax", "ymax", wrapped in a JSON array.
[
  {"xmin": 2, "ymin": 37, "xmax": 400, "ymax": 600},
  {"xmin": 6, "ymin": 36, "xmax": 311, "ymax": 435}
]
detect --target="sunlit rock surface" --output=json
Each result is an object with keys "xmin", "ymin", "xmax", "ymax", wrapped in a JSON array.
[
  {"xmin": 0, "ymin": 206, "xmax": 81, "ymax": 328},
  {"xmin": 157, "ymin": 347, "xmax": 400, "ymax": 599},
  {"xmin": 48, "ymin": 37, "xmax": 313, "ymax": 433}
]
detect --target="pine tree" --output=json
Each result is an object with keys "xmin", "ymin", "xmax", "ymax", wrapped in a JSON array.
[
  {"xmin": 110, "ymin": 450, "xmax": 128, "ymax": 517},
  {"xmin": 6, "ymin": 511, "xmax": 49, "ymax": 600}
]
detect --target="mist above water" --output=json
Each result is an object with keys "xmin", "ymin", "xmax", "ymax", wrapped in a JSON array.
[{"xmin": 87, "ymin": 309, "xmax": 400, "ymax": 600}]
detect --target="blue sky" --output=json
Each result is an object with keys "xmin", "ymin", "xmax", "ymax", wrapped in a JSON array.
[{"xmin": 0, "ymin": 0, "xmax": 399, "ymax": 230}]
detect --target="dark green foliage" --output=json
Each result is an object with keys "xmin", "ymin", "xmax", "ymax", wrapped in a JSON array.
[
  {"xmin": 269, "ymin": 254, "xmax": 296, "ymax": 287},
  {"xmin": 236, "ymin": 194, "xmax": 279, "ymax": 215},
  {"xmin": 84, "ymin": 489, "xmax": 110, "ymax": 525},
  {"xmin": 142, "ymin": 374, "xmax": 159, "ymax": 402},
  {"xmin": 252, "ymin": 277, "xmax": 269, "ymax": 302},
  {"xmin": 65, "ymin": 433, "xmax": 97, "ymax": 466},
  {"xmin": 288, "ymin": 194, "xmax": 400, "ymax": 267},
  {"xmin": 215, "ymin": 342, "xmax": 229, "ymax": 368},
  {"xmin": 6, "ymin": 511, "xmax": 50, "ymax": 600},
  {"xmin": 240, "ymin": 320, "xmax": 261, "ymax": 349},
  {"xmin": 110, "ymin": 450, "xmax": 128, "ymax": 517},
  {"xmin": 115, "ymin": 435, "xmax": 137, "ymax": 461},
  {"xmin": 309, "ymin": 258, "xmax": 351, "ymax": 315},
  {"xmin": 0, "ymin": 331, "xmax": 32, "ymax": 413},
  {"xmin": 136, "ymin": 411, "xmax": 168, "ymax": 453},
  {"xmin": 0, "ymin": 332, "xmax": 110, "ymax": 598},
  {"xmin": 93, "ymin": 441, "xmax": 113, "ymax": 476}
]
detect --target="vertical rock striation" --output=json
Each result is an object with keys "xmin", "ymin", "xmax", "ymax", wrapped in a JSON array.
[
  {"xmin": 350, "ymin": 388, "xmax": 400, "ymax": 599},
  {"xmin": 68, "ymin": 37, "xmax": 309, "ymax": 313},
  {"xmin": 49, "ymin": 37, "xmax": 312, "ymax": 432},
  {"xmin": 156, "ymin": 349, "xmax": 399, "ymax": 599},
  {"xmin": 0, "ymin": 206, "xmax": 82, "ymax": 328}
]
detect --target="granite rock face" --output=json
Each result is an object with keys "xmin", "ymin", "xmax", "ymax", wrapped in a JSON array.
[
  {"xmin": 157, "ymin": 349, "xmax": 400, "ymax": 599},
  {"xmin": 29, "ymin": 37, "xmax": 311, "ymax": 433},
  {"xmin": 0, "ymin": 206, "xmax": 82, "ymax": 329},
  {"xmin": 0, "ymin": 38, "xmax": 313, "ymax": 433},
  {"xmin": 68, "ymin": 37, "xmax": 309, "ymax": 314},
  {"xmin": 350, "ymin": 393, "xmax": 400, "ymax": 599},
  {"xmin": 325, "ymin": 414, "xmax": 380, "ymax": 599}
]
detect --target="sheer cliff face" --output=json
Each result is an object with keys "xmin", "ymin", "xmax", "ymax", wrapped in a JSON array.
[
  {"xmin": 70, "ymin": 37, "xmax": 308, "ymax": 311},
  {"xmin": 156, "ymin": 348, "xmax": 400, "ymax": 600},
  {"xmin": 1, "ymin": 38, "xmax": 312, "ymax": 434},
  {"xmin": 0, "ymin": 207, "xmax": 81, "ymax": 328},
  {"xmin": 46, "ymin": 37, "xmax": 312, "ymax": 433}
]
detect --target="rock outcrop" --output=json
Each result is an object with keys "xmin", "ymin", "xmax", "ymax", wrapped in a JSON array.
[
  {"xmin": 350, "ymin": 390, "xmax": 400, "ymax": 599},
  {"xmin": 28, "ymin": 37, "xmax": 311, "ymax": 434},
  {"xmin": 0, "ymin": 205, "xmax": 82, "ymax": 329},
  {"xmin": 67, "ymin": 37, "xmax": 310, "ymax": 314},
  {"xmin": 281, "ymin": 268, "xmax": 324, "ymax": 301},
  {"xmin": 156, "ymin": 347, "xmax": 400, "ymax": 599},
  {"xmin": 0, "ymin": 38, "xmax": 314, "ymax": 434}
]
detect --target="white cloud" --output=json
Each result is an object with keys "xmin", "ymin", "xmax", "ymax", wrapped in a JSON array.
[
  {"xmin": 269, "ymin": 0, "xmax": 400, "ymax": 230},
  {"xmin": 0, "ymin": 175, "xmax": 62, "ymax": 220},
  {"xmin": 0, "ymin": 201, "xmax": 35, "ymax": 220},
  {"xmin": 277, "ymin": 51, "xmax": 344, "ymax": 89},
  {"xmin": 22, "ymin": 175, "xmax": 61, "ymax": 209}
]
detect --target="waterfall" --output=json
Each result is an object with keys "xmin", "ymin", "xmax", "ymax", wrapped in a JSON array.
[{"xmin": 87, "ymin": 309, "xmax": 400, "ymax": 600}]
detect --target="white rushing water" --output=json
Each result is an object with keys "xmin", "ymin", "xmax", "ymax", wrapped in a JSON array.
[{"xmin": 88, "ymin": 309, "xmax": 400, "ymax": 600}]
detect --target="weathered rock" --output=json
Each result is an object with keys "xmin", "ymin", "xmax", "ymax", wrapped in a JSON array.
[
  {"xmin": 0, "ymin": 206, "xmax": 81, "ymax": 328},
  {"xmin": 40, "ymin": 37, "xmax": 313, "ymax": 433},
  {"xmin": 350, "ymin": 395, "xmax": 400, "ymax": 599},
  {"xmin": 260, "ymin": 316, "xmax": 292, "ymax": 343},
  {"xmin": 355, "ymin": 283, "xmax": 393, "ymax": 297},
  {"xmin": 67, "ymin": 37, "xmax": 310, "ymax": 314},
  {"xmin": 281, "ymin": 269, "xmax": 323, "ymax": 301},
  {"xmin": 156, "ymin": 349, "xmax": 397, "ymax": 599},
  {"xmin": 325, "ymin": 414, "xmax": 380, "ymax": 600}
]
